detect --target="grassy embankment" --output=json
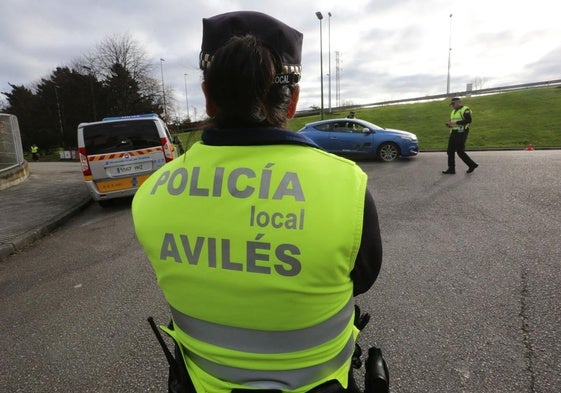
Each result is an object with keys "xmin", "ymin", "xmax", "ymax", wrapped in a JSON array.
[
  {"xmin": 286, "ymin": 86, "xmax": 561, "ymax": 151},
  {"xmin": 25, "ymin": 85, "xmax": 561, "ymax": 162},
  {"xmin": 175, "ymin": 86, "xmax": 560, "ymax": 151}
]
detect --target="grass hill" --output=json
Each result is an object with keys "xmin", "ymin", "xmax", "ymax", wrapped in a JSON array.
[
  {"xmin": 27, "ymin": 84, "xmax": 559, "ymax": 162},
  {"xmin": 286, "ymin": 85, "xmax": 561, "ymax": 150}
]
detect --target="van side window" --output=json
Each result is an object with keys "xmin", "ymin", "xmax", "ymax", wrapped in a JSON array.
[{"xmin": 84, "ymin": 120, "xmax": 161, "ymax": 155}]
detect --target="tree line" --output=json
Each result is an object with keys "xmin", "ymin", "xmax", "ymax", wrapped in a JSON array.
[{"xmin": 1, "ymin": 34, "xmax": 187, "ymax": 153}]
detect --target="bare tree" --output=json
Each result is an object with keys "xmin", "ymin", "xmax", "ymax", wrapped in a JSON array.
[
  {"xmin": 76, "ymin": 33, "xmax": 174, "ymax": 118},
  {"xmin": 473, "ymin": 77, "xmax": 488, "ymax": 91},
  {"xmin": 79, "ymin": 33, "xmax": 164, "ymax": 102},
  {"xmin": 82, "ymin": 34, "xmax": 149, "ymax": 80}
]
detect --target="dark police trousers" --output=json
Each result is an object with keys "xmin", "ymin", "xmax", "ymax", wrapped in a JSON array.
[{"xmin": 447, "ymin": 130, "xmax": 476, "ymax": 169}]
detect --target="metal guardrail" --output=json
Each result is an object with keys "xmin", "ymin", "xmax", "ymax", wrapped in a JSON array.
[{"xmin": 295, "ymin": 79, "xmax": 561, "ymax": 117}]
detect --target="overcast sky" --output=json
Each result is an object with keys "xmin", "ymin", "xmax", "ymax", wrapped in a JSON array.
[{"xmin": 1, "ymin": 0, "xmax": 560, "ymax": 120}]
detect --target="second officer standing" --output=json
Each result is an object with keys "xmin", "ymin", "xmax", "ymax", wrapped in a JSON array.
[{"xmin": 443, "ymin": 97, "xmax": 478, "ymax": 174}]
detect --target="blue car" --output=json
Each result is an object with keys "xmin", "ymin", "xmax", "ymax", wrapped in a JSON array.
[{"xmin": 298, "ymin": 118, "xmax": 419, "ymax": 162}]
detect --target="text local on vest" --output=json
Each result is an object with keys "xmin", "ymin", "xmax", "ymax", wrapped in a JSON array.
[{"xmin": 151, "ymin": 164, "xmax": 308, "ymax": 276}]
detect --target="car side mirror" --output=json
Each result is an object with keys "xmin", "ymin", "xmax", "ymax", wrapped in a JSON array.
[{"xmin": 362, "ymin": 128, "xmax": 372, "ymax": 134}]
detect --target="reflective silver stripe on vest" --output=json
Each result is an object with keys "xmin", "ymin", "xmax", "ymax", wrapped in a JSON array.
[
  {"xmin": 170, "ymin": 297, "xmax": 354, "ymax": 354},
  {"xmin": 183, "ymin": 334, "xmax": 356, "ymax": 390}
]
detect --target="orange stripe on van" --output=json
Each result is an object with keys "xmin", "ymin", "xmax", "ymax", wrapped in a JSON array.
[{"xmin": 87, "ymin": 147, "xmax": 163, "ymax": 161}]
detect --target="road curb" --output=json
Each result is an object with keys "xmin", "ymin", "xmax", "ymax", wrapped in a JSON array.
[{"xmin": 0, "ymin": 196, "xmax": 92, "ymax": 261}]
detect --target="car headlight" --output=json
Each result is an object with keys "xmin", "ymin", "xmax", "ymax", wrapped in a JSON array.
[{"xmin": 400, "ymin": 135, "xmax": 418, "ymax": 142}]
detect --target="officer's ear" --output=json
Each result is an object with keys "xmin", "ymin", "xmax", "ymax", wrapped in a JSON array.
[
  {"xmin": 201, "ymin": 82, "xmax": 216, "ymax": 118},
  {"xmin": 286, "ymin": 85, "xmax": 300, "ymax": 120}
]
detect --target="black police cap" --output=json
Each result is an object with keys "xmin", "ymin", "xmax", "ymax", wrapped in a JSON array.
[
  {"xmin": 450, "ymin": 97, "xmax": 462, "ymax": 105},
  {"xmin": 199, "ymin": 11, "xmax": 303, "ymax": 84}
]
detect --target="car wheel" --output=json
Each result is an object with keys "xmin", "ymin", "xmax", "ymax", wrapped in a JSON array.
[{"xmin": 377, "ymin": 143, "xmax": 400, "ymax": 162}]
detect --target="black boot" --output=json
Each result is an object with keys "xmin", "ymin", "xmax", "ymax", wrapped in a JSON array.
[
  {"xmin": 467, "ymin": 163, "xmax": 478, "ymax": 173},
  {"xmin": 442, "ymin": 168, "xmax": 455, "ymax": 174},
  {"xmin": 364, "ymin": 347, "xmax": 389, "ymax": 393}
]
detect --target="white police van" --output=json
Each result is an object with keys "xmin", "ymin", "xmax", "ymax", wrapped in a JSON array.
[{"xmin": 77, "ymin": 113, "xmax": 176, "ymax": 206}]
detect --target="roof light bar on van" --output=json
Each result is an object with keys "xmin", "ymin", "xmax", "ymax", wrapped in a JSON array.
[{"xmin": 102, "ymin": 113, "xmax": 159, "ymax": 121}]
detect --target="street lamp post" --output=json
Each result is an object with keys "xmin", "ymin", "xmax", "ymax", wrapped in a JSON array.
[
  {"xmin": 82, "ymin": 65, "xmax": 97, "ymax": 120},
  {"xmin": 446, "ymin": 13, "xmax": 453, "ymax": 96},
  {"xmin": 328, "ymin": 12, "xmax": 332, "ymax": 113},
  {"xmin": 54, "ymin": 86, "xmax": 64, "ymax": 148},
  {"xmin": 315, "ymin": 11, "xmax": 324, "ymax": 120},
  {"xmin": 160, "ymin": 58, "xmax": 167, "ymax": 119},
  {"xmin": 184, "ymin": 73, "xmax": 190, "ymax": 121}
]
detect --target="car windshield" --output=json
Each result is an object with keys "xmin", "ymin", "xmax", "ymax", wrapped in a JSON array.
[{"xmin": 83, "ymin": 120, "xmax": 161, "ymax": 155}]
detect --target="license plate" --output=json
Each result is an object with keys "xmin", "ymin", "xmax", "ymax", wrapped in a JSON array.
[
  {"xmin": 95, "ymin": 174, "xmax": 151, "ymax": 193},
  {"xmin": 107, "ymin": 161, "xmax": 152, "ymax": 176}
]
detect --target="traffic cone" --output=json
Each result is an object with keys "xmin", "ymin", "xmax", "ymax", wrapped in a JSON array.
[{"xmin": 526, "ymin": 143, "xmax": 534, "ymax": 151}]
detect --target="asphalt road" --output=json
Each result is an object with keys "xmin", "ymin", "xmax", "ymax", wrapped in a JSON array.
[
  {"xmin": 1, "ymin": 151, "xmax": 560, "ymax": 393},
  {"xmin": 357, "ymin": 150, "xmax": 561, "ymax": 392}
]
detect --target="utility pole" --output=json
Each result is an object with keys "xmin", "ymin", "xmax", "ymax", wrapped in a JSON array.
[
  {"xmin": 328, "ymin": 12, "xmax": 332, "ymax": 113},
  {"xmin": 82, "ymin": 65, "xmax": 97, "ymax": 120},
  {"xmin": 446, "ymin": 13, "xmax": 453, "ymax": 96},
  {"xmin": 160, "ymin": 58, "xmax": 167, "ymax": 119},
  {"xmin": 335, "ymin": 51, "xmax": 341, "ymax": 108},
  {"xmin": 54, "ymin": 86, "xmax": 64, "ymax": 148},
  {"xmin": 184, "ymin": 73, "xmax": 190, "ymax": 121},
  {"xmin": 315, "ymin": 12, "xmax": 324, "ymax": 119}
]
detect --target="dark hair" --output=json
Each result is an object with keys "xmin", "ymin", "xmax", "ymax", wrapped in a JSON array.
[{"xmin": 203, "ymin": 34, "xmax": 296, "ymax": 128}]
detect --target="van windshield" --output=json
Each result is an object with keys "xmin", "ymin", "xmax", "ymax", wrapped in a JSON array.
[{"xmin": 83, "ymin": 120, "xmax": 161, "ymax": 155}]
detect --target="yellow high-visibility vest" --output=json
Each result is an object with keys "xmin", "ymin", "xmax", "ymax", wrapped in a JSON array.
[
  {"xmin": 133, "ymin": 141, "xmax": 367, "ymax": 392},
  {"xmin": 450, "ymin": 105, "xmax": 471, "ymax": 132}
]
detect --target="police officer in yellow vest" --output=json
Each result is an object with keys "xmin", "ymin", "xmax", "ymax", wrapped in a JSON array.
[
  {"xmin": 443, "ymin": 97, "xmax": 478, "ymax": 174},
  {"xmin": 31, "ymin": 144, "xmax": 39, "ymax": 161},
  {"xmin": 132, "ymin": 11, "xmax": 383, "ymax": 393}
]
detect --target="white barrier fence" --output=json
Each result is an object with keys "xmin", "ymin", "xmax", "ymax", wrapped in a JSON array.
[{"xmin": 0, "ymin": 113, "xmax": 24, "ymax": 172}]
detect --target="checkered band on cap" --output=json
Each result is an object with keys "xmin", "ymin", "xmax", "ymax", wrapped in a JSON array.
[
  {"xmin": 199, "ymin": 53, "xmax": 212, "ymax": 71},
  {"xmin": 283, "ymin": 65, "xmax": 302, "ymax": 74},
  {"xmin": 199, "ymin": 11, "xmax": 303, "ymax": 84}
]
